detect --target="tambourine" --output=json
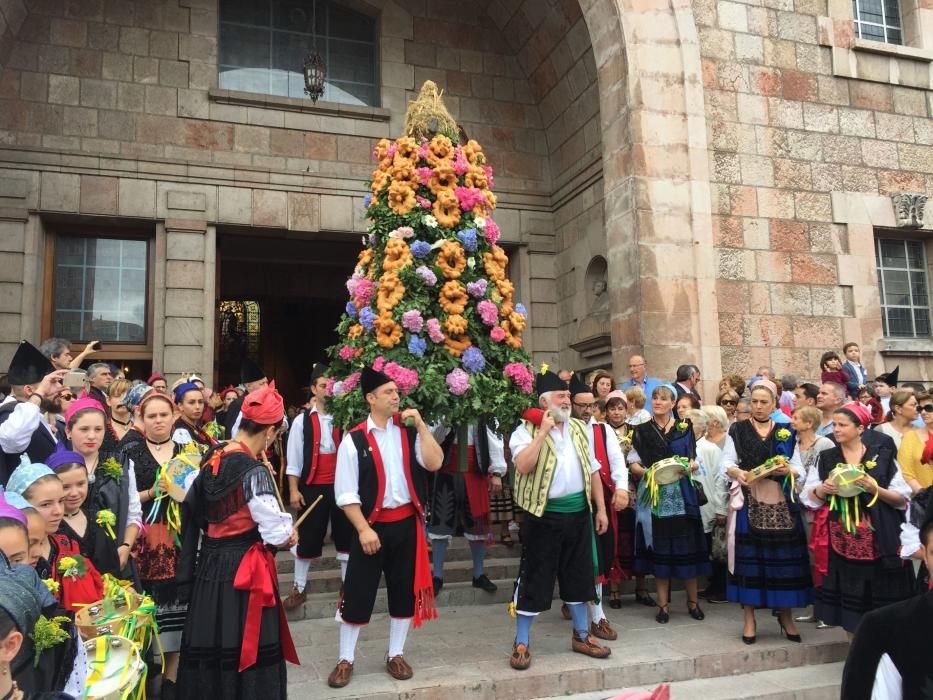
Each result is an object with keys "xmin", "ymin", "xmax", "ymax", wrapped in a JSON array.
[
  {"xmin": 829, "ymin": 464, "xmax": 865, "ymax": 498},
  {"xmin": 75, "ymin": 589, "xmax": 145, "ymax": 641},
  {"xmin": 647, "ymin": 457, "xmax": 690, "ymax": 485},
  {"xmin": 746, "ymin": 456, "xmax": 788, "ymax": 484},
  {"xmin": 164, "ymin": 452, "xmax": 200, "ymax": 502},
  {"xmin": 83, "ymin": 635, "xmax": 147, "ymax": 700}
]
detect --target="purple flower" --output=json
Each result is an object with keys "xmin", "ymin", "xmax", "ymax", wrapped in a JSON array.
[
  {"xmin": 408, "ymin": 335, "xmax": 427, "ymax": 357},
  {"xmin": 401, "ymin": 309, "xmax": 424, "ymax": 333},
  {"xmin": 359, "ymin": 307, "xmax": 376, "ymax": 332},
  {"xmin": 416, "ymin": 266, "xmax": 437, "ymax": 286},
  {"xmin": 477, "ymin": 299, "xmax": 499, "ymax": 326},
  {"xmin": 466, "ymin": 279, "xmax": 488, "ymax": 298},
  {"xmin": 446, "ymin": 368, "xmax": 470, "ymax": 395},
  {"xmin": 515, "ymin": 303, "xmax": 528, "ymax": 318},
  {"xmin": 411, "ymin": 240, "xmax": 432, "ymax": 259},
  {"xmin": 462, "ymin": 346, "xmax": 486, "ymax": 374},
  {"xmin": 427, "ymin": 318, "xmax": 445, "ymax": 343},
  {"xmin": 345, "ymin": 301, "xmax": 358, "ymax": 318},
  {"xmin": 363, "ymin": 194, "xmax": 373, "ymax": 209},
  {"xmin": 457, "ymin": 228, "xmax": 478, "ymax": 252}
]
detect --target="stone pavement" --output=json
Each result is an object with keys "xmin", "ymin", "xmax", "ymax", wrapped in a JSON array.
[{"xmin": 284, "ymin": 591, "xmax": 848, "ymax": 699}]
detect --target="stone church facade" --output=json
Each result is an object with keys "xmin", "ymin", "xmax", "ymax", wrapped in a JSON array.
[{"xmin": 0, "ymin": 0, "xmax": 930, "ymax": 392}]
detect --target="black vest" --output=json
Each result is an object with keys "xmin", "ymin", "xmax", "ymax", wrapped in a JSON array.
[
  {"xmin": 223, "ymin": 395, "xmax": 245, "ymax": 438},
  {"xmin": 300, "ymin": 409, "xmax": 342, "ymax": 484},
  {"xmin": 440, "ymin": 423, "xmax": 491, "ymax": 475},
  {"xmin": 0, "ymin": 401, "xmax": 57, "ymax": 486},
  {"xmin": 349, "ymin": 423, "xmax": 427, "ymax": 522}
]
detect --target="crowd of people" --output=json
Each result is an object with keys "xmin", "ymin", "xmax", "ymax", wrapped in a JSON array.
[{"xmin": 0, "ymin": 336, "xmax": 930, "ymax": 698}]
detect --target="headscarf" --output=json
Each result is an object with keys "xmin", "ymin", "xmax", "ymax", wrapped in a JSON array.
[
  {"xmin": 6, "ymin": 456, "xmax": 55, "ymax": 500},
  {"xmin": 240, "ymin": 380, "xmax": 284, "ymax": 425},
  {"xmin": 173, "ymin": 381, "xmax": 201, "ymax": 404},
  {"xmin": 0, "ymin": 557, "xmax": 54, "ymax": 633},
  {"xmin": 122, "ymin": 382, "xmax": 153, "ymax": 411},
  {"xmin": 750, "ymin": 378, "xmax": 778, "ymax": 397},
  {"xmin": 838, "ymin": 401, "xmax": 872, "ymax": 428},
  {"xmin": 605, "ymin": 390, "xmax": 627, "ymax": 405},
  {"xmin": 45, "ymin": 442, "xmax": 85, "ymax": 472},
  {"xmin": 146, "ymin": 373, "xmax": 165, "ymax": 385},
  {"xmin": 63, "ymin": 396, "xmax": 106, "ymax": 425},
  {"xmin": 0, "ymin": 493, "xmax": 27, "ymax": 526}
]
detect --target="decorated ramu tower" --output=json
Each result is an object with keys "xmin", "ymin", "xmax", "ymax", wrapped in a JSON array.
[{"xmin": 326, "ymin": 81, "xmax": 535, "ymax": 433}]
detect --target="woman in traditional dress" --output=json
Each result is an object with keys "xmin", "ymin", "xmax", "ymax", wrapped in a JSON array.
[
  {"xmin": 125, "ymin": 391, "xmax": 186, "ymax": 698},
  {"xmin": 171, "ymin": 382, "xmax": 218, "ymax": 454},
  {"xmin": 176, "ymin": 382, "xmax": 297, "ymax": 700},
  {"xmin": 720, "ymin": 380, "xmax": 812, "ymax": 644},
  {"xmin": 63, "ymin": 398, "xmax": 141, "ymax": 580},
  {"xmin": 106, "ymin": 378, "xmax": 133, "ymax": 443},
  {"xmin": 801, "ymin": 402, "xmax": 915, "ymax": 638},
  {"xmin": 628, "ymin": 385, "xmax": 709, "ymax": 623}
]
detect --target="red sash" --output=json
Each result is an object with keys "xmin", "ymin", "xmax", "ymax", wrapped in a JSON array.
[
  {"xmin": 307, "ymin": 411, "xmax": 341, "ymax": 485},
  {"xmin": 591, "ymin": 423, "xmax": 623, "ymax": 583},
  {"xmin": 233, "ymin": 542, "xmax": 299, "ymax": 671},
  {"xmin": 352, "ymin": 415, "xmax": 437, "ymax": 628},
  {"xmin": 809, "ymin": 505, "xmax": 830, "ymax": 588},
  {"xmin": 375, "ymin": 502, "xmax": 416, "ymax": 523}
]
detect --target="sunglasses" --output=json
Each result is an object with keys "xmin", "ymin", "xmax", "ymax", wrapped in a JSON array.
[
  {"xmin": 921, "ymin": 404, "xmax": 933, "ymax": 413},
  {"xmin": 720, "ymin": 399, "xmax": 737, "ymax": 406}
]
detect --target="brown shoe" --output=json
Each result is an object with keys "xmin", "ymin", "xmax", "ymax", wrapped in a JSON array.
[
  {"xmin": 509, "ymin": 642, "xmax": 531, "ymax": 670},
  {"xmin": 386, "ymin": 654, "xmax": 413, "ymax": 680},
  {"xmin": 560, "ymin": 603, "xmax": 570, "ymax": 620},
  {"xmin": 327, "ymin": 660, "xmax": 353, "ymax": 688},
  {"xmin": 283, "ymin": 586, "xmax": 307, "ymax": 611},
  {"xmin": 571, "ymin": 634, "xmax": 611, "ymax": 658},
  {"xmin": 590, "ymin": 618, "xmax": 618, "ymax": 641}
]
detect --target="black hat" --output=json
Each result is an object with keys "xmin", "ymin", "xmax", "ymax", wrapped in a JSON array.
[
  {"xmin": 875, "ymin": 365, "xmax": 899, "ymax": 388},
  {"xmin": 568, "ymin": 373, "xmax": 590, "ymax": 398},
  {"xmin": 361, "ymin": 367, "xmax": 392, "ymax": 395},
  {"xmin": 535, "ymin": 368, "xmax": 568, "ymax": 397},
  {"xmin": 7, "ymin": 341, "xmax": 53, "ymax": 386},
  {"xmin": 240, "ymin": 357, "xmax": 265, "ymax": 384},
  {"xmin": 310, "ymin": 362, "xmax": 329, "ymax": 383}
]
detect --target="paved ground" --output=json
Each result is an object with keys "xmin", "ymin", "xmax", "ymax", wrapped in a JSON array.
[{"xmin": 284, "ymin": 591, "xmax": 848, "ymax": 699}]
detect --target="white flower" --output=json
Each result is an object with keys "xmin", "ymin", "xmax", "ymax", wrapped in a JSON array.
[
  {"xmin": 332, "ymin": 381, "xmax": 346, "ymax": 397},
  {"xmin": 474, "ymin": 216, "xmax": 486, "ymax": 229},
  {"xmin": 467, "ymin": 258, "xmax": 475, "ymax": 269},
  {"xmin": 423, "ymin": 214, "xmax": 438, "ymax": 228}
]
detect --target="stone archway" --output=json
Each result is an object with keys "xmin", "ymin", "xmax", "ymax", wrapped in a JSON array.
[{"xmin": 579, "ymin": 0, "xmax": 721, "ymax": 386}]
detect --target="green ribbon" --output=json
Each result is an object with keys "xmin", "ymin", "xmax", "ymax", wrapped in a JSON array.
[{"xmin": 545, "ymin": 491, "xmax": 599, "ymax": 580}]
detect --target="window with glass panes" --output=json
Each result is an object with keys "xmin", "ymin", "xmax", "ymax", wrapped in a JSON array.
[
  {"xmin": 53, "ymin": 236, "xmax": 149, "ymax": 343},
  {"xmin": 853, "ymin": 0, "xmax": 902, "ymax": 44},
  {"xmin": 876, "ymin": 237, "xmax": 931, "ymax": 338},
  {"xmin": 219, "ymin": 0, "xmax": 377, "ymax": 106}
]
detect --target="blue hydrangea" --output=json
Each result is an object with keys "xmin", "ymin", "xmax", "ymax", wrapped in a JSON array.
[
  {"xmin": 462, "ymin": 346, "xmax": 486, "ymax": 374},
  {"xmin": 359, "ymin": 307, "xmax": 376, "ymax": 332},
  {"xmin": 363, "ymin": 194, "xmax": 373, "ymax": 209},
  {"xmin": 411, "ymin": 240, "xmax": 432, "ymax": 259},
  {"xmin": 457, "ymin": 228, "xmax": 478, "ymax": 253},
  {"xmin": 408, "ymin": 335, "xmax": 427, "ymax": 358},
  {"xmin": 515, "ymin": 303, "xmax": 528, "ymax": 318},
  {"xmin": 345, "ymin": 301, "xmax": 358, "ymax": 318}
]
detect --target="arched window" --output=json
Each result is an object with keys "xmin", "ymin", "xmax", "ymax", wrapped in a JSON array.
[
  {"xmin": 219, "ymin": 300, "xmax": 262, "ymax": 359},
  {"xmin": 219, "ymin": 0, "xmax": 378, "ymax": 106}
]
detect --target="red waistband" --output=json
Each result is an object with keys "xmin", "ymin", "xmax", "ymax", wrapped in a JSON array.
[
  {"xmin": 310, "ymin": 452, "xmax": 338, "ymax": 485},
  {"xmin": 374, "ymin": 503, "xmax": 416, "ymax": 523}
]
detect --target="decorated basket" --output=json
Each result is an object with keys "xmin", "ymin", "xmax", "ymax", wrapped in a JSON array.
[{"xmin": 83, "ymin": 635, "xmax": 147, "ymax": 700}]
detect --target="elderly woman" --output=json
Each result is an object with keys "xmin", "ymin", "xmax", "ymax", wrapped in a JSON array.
[
  {"xmin": 716, "ymin": 389, "xmax": 740, "ymax": 424},
  {"xmin": 720, "ymin": 380, "xmax": 812, "ymax": 644},
  {"xmin": 628, "ymin": 385, "xmax": 709, "ymax": 624},
  {"xmin": 695, "ymin": 406, "xmax": 730, "ymax": 603}
]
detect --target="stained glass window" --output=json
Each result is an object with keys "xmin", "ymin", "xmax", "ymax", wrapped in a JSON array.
[
  {"xmin": 219, "ymin": 300, "xmax": 261, "ymax": 360},
  {"xmin": 877, "ymin": 238, "xmax": 930, "ymax": 337}
]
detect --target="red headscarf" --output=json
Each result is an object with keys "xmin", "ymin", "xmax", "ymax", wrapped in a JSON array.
[
  {"xmin": 840, "ymin": 401, "xmax": 872, "ymax": 428},
  {"xmin": 64, "ymin": 397, "xmax": 106, "ymax": 425},
  {"xmin": 241, "ymin": 381, "xmax": 284, "ymax": 425}
]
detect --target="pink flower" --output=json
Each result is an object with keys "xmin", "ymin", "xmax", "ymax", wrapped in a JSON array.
[
  {"xmin": 490, "ymin": 326, "xmax": 506, "ymax": 342},
  {"xmin": 384, "ymin": 362, "xmax": 420, "ymax": 394},
  {"xmin": 426, "ymin": 319, "xmax": 445, "ymax": 343},
  {"xmin": 373, "ymin": 356, "xmax": 385, "ymax": 372},
  {"xmin": 477, "ymin": 300, "xmax": 499, "ymax": 327},
  {"xmin": 416, "ymin": 167, "xmax": 433, "ymax": 186},
  {"xmin": 418, "ymin": 144, "xmax": 430, "ymax": 160},
  {"xmin": 446, "ymin": 368, "xmax": 470, "ymax": 396},
  {"xmin": 346, "ymin": 273, "xmax": 362, "ymax": 296},
  {"xmin": 453, "ymin": 147, "xmax": 469, "ymax": 176},
  {"xmin": 504, "ymin": 363, "xmax": 533, "ymax": 393},
  {"xmin": 417, "ymin": 196, "xmax": 431, "ymax": 209},
  {"xmin": 455, "ymin": 186, "xmax": 485, "ymax": 212},
  {"xmin": 354, "ymin": 278, "xmax": 375, "ymax": 307},
  {"xmin": 387, "ymin": 143, "xmax": 398, "ymax": 158},
  {"xmin": 343, "ymin": 372, "xmax": 361, "ymax": 392},
  {"xmin": 484, "ymin": 219, "xmax": 500, "ymax": 247},
  {"xmin": 325, "ymin": 377, "xmax": 336, "ymax": 396},
  {"xmin": 389, "ymin": 226, "xmax": 415, "ymax": 239},
  {"xmin": 338, "ymin": 345, "xmax": 355, "ymax": 361},
  {"xmin": 401, "ymin": 309, "xmax": 424, "ymax": 333},
  {"xmin": 484, "ymin": 165, "xmax": 494, "ymax": 188}
]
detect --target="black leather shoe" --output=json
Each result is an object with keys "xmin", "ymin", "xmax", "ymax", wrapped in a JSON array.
[
  {"xmin": 433, "ymin": 577, "xmax": 443, "ymax": 596},
  {"xmin": 687, "ymin": 600, "xmax": 705, "ymax": 621},
  {"xmin": 472, "ymin": 574, "xmax": 497, "ymax": 592},
  {"xmin": 655, "ymin": 606, "xmax": 669, "ymax": 624}
]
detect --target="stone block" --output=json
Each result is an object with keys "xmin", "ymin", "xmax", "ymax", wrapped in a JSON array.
[
  {"xmin": 50, "ymin": 18, "xmax": 87, "ymax": 48},
  {"xmin": 159, "ymin": 59, "xmax": 188, "ymax": 88},
  {"xmin": 0, "ymin": 252, "xmax": 24, "ymax": 282},
  {"xmin": 166, "ymin": 231, "xmax": 205, "ymax": 262},
  {"xmin": 0, "ymin": 282, "xmax": 22, "ymax": 313},
  {"xmin": 48, "ymin": 75, "xmax": 79, "ymax": 105},
  {"xmin": 165, "ymin": 260, "xmax": 205, "ymax": 290},
  {"xmin": 850, "ymin": 82, "xmax": 892, "ymax": 111},
  {"xmin": 756, "ymin": 187, "xmax": 795, "ymax": 218},
  {"xmin": 63, "ymin": 106, "xmax": 97, "ymax": 137},
  {"xmin": 156, "ymin": 182, "xmax": 216, "ymax": 219},
  {"xmin": 164, "ymin": 317, "xmax": 204, "ymax": 346},
  {"xmin": 177, "ymin": 88, "xmax": 209, "ymax": 119},
  {"xmin": 770, "ymin": 283, "xmax": 812, "ymax": 315},
  {"xmin": 794, "ymin": 192, "xmax": 832, "ymax": 221},
  {"xmin": 792, "ymin": 252, "xmax": 838, "ymax": 284},
  {"xmin": 745, "ymin": 315, "xmax": 793, "ymax": 346},
  {"xmin": 712, "ymin": 215, "xmax": 744, "ymax": 247},
  {"xmin": 117, "ymin": 83, "xmax": 145, "ymax": 112},
  {"xmin": 145, "ymin": 85, "xmax": 176, "ymax": 116},
  {"xmin": 802, "ymin": 103, "xmax": 838, "ymax": 133},
  {"xmin": 40, "ymin": 172, "xmax": 79, "ymax": 212},
  {"xmin": 119, "ymin": 27, "xmax": 149, "ymax": 56},
  {"xmin": 118, "ymin": 179, "xmax": 156, "ymax": 218},
  {"xmin": 717, "ymin": 247, "xmax": 756, "ymax": 280},
  {"xmin": 80, "ymin": 79, "xmax": 116, "ymax": 109},
  {"xmin": 718, "ymin": 1, "xmax": 749, "ymax": 31},
  {"xmin": 755, "ymin": 250, "xmax": 793, "ymax": 281},
  {"xmin": 79, "ymin": 175, "xmax": 117, "ymax": 214},
  {"xmin": 165, "ymin": 289, "xmax": 204, "ymax": 318},
  {"xmin": 218, "ymin": 186, "xmax": 252, "ymax": 224},
  {"xmin": 793, "ymin": 316, "xmax": 842, "ymax": 348},
  {"xmin": 149, "ymin": 31, "xmax": 178, "ymax": 59},
  {"xmin": 98, "ymin": 110, "xmax": 135, "ymax": 141},
  {"xmin": 163, "ymin": 346, "xmax": 203, "ymax": 374},
  {"xmin": 735, "ymin": 34, "xmax": 764, "ymax": 62},
  {"xmin": 251, "ymin": 189, "xmax": 287, "ymax": 228},
  {"xmin": 320, "ymin": 194, "xmax": 352, "ymax": 231},
  {"xmin": 167, "ymin": 191, "xmax": 206, "ymax": 212},
  {"xmin": 234, "ymin": 125, "xmax": 270, "ymax": 153},
  {"xmin": 287, "ymin": 192, "xmax": 320, "ymax": 232},
  {"xmin": 740, "ymin": 154, "xmax": 774, "ymax": 187},
  {"xmin": 178, "ymin": 35, "xmax": 216, "ymax": 63}
]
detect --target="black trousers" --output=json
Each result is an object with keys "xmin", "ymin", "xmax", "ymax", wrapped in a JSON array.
[
  {"xmin": 514, "ymin": 508, "xmax": 595, "ymax": 613},
  {"xmin": 295, "ymin": 483, "xmax": 353, "ymax": 559},
  {"xmin": 338, "ymin": 515, "xmax": 416, "ymax": 624}
]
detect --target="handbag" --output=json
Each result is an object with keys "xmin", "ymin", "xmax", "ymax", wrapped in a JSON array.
[{"xmin": 695, "ymin": 482, "xmax": 708, "ymax": 506}]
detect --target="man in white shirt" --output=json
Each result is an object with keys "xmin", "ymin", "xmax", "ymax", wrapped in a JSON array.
[
  {"xmin": 816, "ymin": 382, "xmax": 846, "ymax": 437},
  {"xmin": 507, "ymin": 369, "xmax": 611, "ymax": 671},
  {"xmin": 567, "ymin": 375, "xmax": 629, "ymax": 642},
  {"xmin": 328, "ymin": 367, "xmax": 443, "ymax": 689},
  {"xmin": 282, "ymin": 363, "xmax": 353, "ymax": 611}
]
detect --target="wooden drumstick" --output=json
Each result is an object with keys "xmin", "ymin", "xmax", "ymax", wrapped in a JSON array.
[
  {"xmin": 261, "ymin": 452, "xmax": 287, "ymax": 512},
  {"xmin": 294, "ymin": 494, "xmax": 324, "ymax": 529}
]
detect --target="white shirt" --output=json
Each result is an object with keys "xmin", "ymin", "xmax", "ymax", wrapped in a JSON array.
[
  {"xmin": 587, "ymin": 418, "xmax": 628, "ymax": 491},
  {"xmin": 247, "ymin": 492, "xmax": 293, "ymax": 545},
  {"xmin": 509, "ymin": 420, "xmax": 601, "ymax": 500},
  {"xmin": 430, "ymin": 424, "xmax": 508, "ymax": 477},
  {"xmin": 118, "ymin": 458, "xmax": 152, "ymax": 530},
  {"xmin": 334, "ymin": 416, "xmax": 425, "ymax": 508},
  {"xmin": 0, "ymin": 395, "xmax": 55, "ymax": 454},
  {"xmin": 718, "ymin": 435, "xmax": 806, "ymax": 483},
  {"xmin": 695, "ymin": 437, "xmax": 728, "ymax": 530},
  {"xmin": 800, "ymin": 453, "xmax": 911, "ymax": 510},
  {"xmin": 285, "ymin": 406, "xmax": 337, "ymax": 479}
]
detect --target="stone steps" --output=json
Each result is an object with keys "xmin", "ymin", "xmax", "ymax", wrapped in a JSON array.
[{"xmin": 284, "ymin": 599, "xmax": 849, "ymax": 699}]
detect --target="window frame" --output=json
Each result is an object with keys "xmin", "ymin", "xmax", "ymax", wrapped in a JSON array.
[
  {"xmin": 852, "ymin": 0, "xmax": 904, "ymax": 45},
  {"xmin": 875, "ymin": 233, "xmax": 933, "ymax": 339},
  {"xmin": 42, "ymin": 225, "xmax": 156, "ymax": 360},
  {"xmin": 217, "ymin": 0, "xmax": 381, "ymax": 108}
]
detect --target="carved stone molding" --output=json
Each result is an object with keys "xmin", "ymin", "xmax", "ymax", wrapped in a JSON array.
[{"xmin": 891, "ymin": 192, "xmax": 928, "ymax": 229}]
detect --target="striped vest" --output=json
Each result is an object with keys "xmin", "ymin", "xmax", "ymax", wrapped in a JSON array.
[{"xmin": 513, "ymin": 417, "xmax": 592, "ymax": 517}]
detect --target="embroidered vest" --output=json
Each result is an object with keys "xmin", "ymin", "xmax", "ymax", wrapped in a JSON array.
[{"xmin": 513, "ymin": 417, "xmax": 592, "ymax": 517}]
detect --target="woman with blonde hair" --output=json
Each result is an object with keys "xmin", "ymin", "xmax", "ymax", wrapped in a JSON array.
[{"xmin": 875, "ymin": 389, "xmax": 919, "ymax": 450}]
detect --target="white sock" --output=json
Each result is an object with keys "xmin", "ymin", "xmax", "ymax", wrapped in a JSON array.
[
  {"xmin": 293, "ymin": 558, "xmax": 311, "ymax": 593},
  {"xmin": 338, "ymin": 622, "xmax": 361, "ymax": 663},
  {"xmin": 590, "ymin": 583, "xmax": 606, "ymax": 623},
  {"xmin": 388, "ymin": 617, "xmax": 411, "ymax": 658},
  {"xmin": 338, "ymin": 555, "xmax": 348, "ymax": 583}
]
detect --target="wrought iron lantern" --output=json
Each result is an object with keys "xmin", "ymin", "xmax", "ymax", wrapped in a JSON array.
[{"xmin": 303, "ymin": 51, "xmax": 326, "ymax": 103}]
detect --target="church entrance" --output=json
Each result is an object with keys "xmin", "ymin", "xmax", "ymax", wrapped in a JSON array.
[{"xmin": 216, "ymin": 230, "xmax": 359, "ymax": 408}]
